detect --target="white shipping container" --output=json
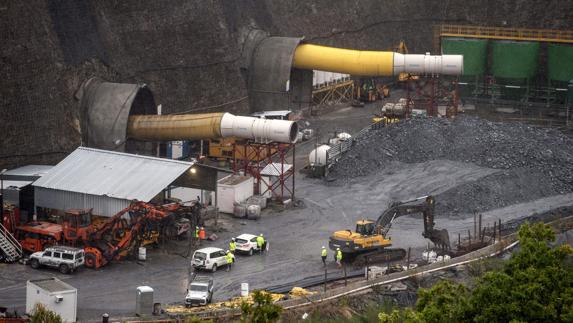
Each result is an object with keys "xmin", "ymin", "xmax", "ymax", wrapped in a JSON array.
[
  {"xmin": 26, "ymin": 278, "xmax": 77, "ymax": 323},
  {"xmin": 217, "ymin": 175, "xmax": 254, "ymax": 214}
]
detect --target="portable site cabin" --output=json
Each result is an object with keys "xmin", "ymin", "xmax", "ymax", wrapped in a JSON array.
[{"xmin": 26, "ymin": 278, "xmax": 77, "ymax": 322}]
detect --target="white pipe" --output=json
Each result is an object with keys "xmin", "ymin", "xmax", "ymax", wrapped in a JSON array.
[
  {"xmin": 393, "ymin": 53, "xmax": 463, "ymax": 76},
  {"xmin": 220, "ymin": 113, "xmax": 299, "ymax": 143}
]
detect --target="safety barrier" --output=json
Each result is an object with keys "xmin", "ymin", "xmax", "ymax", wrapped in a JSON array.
[
  {"xmin": 434, "ymin": 24, "xmax": 573, "ymax": 51},
  {"xmin": 327, "ymin": 121, "xmax": 384, "ymax": 166}
]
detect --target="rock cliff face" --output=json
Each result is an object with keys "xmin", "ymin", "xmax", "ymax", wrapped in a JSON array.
[{"xmin": 2, "ymin": 0, "xmax": 572, "ymax": 168}]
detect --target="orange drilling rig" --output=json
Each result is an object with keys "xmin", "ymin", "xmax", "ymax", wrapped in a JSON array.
[{"xmin": 16, "ymin": 202, "xmax": 186, "ymax": 269}]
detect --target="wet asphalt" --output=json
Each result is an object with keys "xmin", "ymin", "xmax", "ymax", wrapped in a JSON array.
[{"xmin": 2, "ymin": 102, "xmax": 573, "ymax": 320}]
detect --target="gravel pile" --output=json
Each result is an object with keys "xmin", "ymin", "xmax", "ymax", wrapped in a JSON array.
[{"xmin": 328, "ymin": 116, "xmax": 573, "ymax": 215}]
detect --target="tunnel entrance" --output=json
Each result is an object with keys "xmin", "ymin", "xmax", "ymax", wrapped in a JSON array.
[{"xmin": 76, "ymin": 77, "xmax": 156, "ymax": 154}]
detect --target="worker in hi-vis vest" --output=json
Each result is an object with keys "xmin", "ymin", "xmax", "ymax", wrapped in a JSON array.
[
  {"xmin": 226, "ymin": 250, "xmax": 234, "ymax": 271},
  {"xmin": 229, "ymin": 238, "xmax": 236, "ymax": 254},
  {"xmin": 194, "ymin": 226, "xmax": 200, "ymax": 246},
  {"xmin": 336, "ymin": 248, "xmax": 342, "ymax": 268},
  {"xmin": 256, "ymin": 234, "xmax": 265, "ymax": 254}
]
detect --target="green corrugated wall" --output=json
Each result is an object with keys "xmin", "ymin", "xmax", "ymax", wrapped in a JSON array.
[
  {"xmin": 442, "ymin": 38, "xmax": 488, "ymax": 77},
  {"xmin": 548, "ymin": 44, "xmax": 573, "ymax": 83},
  {"xmin": 491, "ymin": 41, "xmax": 539, "ymax": 81}
]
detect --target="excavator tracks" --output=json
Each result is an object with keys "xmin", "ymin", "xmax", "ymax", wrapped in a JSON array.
[{"xmin": 349, "ymin": 248, "xmax": 407, "ymax": 266}]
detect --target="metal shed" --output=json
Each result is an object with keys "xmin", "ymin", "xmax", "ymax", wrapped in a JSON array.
[
  {"xmin": 2, "ymin": 165, "xmax": 53, "ymax": 181},
  {"xmin": 32, "ymin": 147, "xmax": 213, "ymax": 216},
  {"xmin": 2, "ymin": 165, "xmax": 52, "ymax": 222}
]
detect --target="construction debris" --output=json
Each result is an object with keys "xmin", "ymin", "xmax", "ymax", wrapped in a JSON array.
[
  {"xmin": 165, "ymin": 291, "xmax": 284, "ymax": 314},
  {"xmin": 289, "ymin": 287, "xmax": 317, "ymax": 298},
  {"xmin": 328, "ymin": 116, "xmax": 573, "ymax": 216}
]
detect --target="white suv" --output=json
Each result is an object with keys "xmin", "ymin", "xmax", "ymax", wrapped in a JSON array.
[
  {"xmin": 234, "ymin": 233, "xmax": 263, "ymax": 256},
  {"xmin": 29, "ymin": 246, "xmax": 85, "ymax": 274},
  {"xmin": 192, "ymin": 247, "xmax": 228, "ymax": 272}
]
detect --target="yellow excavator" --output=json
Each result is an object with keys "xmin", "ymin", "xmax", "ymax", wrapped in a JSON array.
[{"xmin": 329, "ymin": 196, "xmax": 450, "ymax": 262}]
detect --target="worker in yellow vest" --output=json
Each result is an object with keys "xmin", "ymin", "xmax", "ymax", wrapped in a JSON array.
[
  {"xmin": 256, "ymin": 234, "xmax": 265, "ymax": 254},
  {"xmin": 194, "ymin": 226, "xmax": 200, "ymax": 246},
  {"xmin": 321, "ymin": 246, "xmax": 327, "ymax": 266},
  {"xmin": 336, "ymin": 248, "xmax": 342, "ymax": 268},
  {"xmin": 226, "ymin": 250, "xmax": 234, "ymax": 271},
  {"xmin": 229, "ymin": 238, "xmax": 236, "ymax": 254}
]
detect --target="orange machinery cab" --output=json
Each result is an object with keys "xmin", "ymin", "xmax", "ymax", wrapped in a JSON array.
[
  {"xmin": 329, "ymin": 219, "xmax": 392, "ymax": 254},
  {"xmin": 15, "ymin": 222, "xmax": 63, "ymax": 253},
  {"xmin": 62, "ymin": 208, "xmax": 95, "ymax": 243}
]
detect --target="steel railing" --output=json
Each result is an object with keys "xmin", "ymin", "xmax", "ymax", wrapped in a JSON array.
[
  {"xmin": 436, "ymin": 24, "xmax": 573, "ymax": 44},
  {"xmin": 0, "ymin": 222, "xmax": 22, "ymax": 261},
  {"xmin": 327, "ymin": 121, "xmax": 383, "ymax": 166}
]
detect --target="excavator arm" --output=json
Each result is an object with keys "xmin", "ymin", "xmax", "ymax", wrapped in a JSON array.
[
  {"xmin": 375, "ymin": 196, "xmax": 450, "ymax": 249},
  {"xmin": 105, "ymin": 205, "xmax": 172, "ymax": 261}
]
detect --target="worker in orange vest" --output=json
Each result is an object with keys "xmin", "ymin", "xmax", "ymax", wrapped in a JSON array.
[{"xmin": 199, "ymin": 227, "xmax": 206, "ymax": 240}]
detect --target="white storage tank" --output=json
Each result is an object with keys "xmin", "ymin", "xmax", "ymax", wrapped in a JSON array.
[
  {"xmin": 217, "ymin": 175, "xmax": 254, "ymax": 214},
  {"xmin": 308, "ymin": 145, "xmax": 331, "ymax": 166},
  {"xmin": 328, "ymin": 137, "xmax": 340, "ymax": 145},
  {"xmin": 26, "ymin": 278, "xmax": 77, "ymax": 323},
  {"xmin": 337, "ymin": 132, "xmax": 352, "ymax": 141}
]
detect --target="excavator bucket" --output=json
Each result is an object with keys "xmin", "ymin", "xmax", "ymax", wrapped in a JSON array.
[{"xmin": 423, "ymin": 228, "xmax": 451, "ymax": 251}]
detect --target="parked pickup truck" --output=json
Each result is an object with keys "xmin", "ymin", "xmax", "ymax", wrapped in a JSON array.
[
  {"xmin": 185, "ymin": 275, "xmax": 214, "ymax": 307},
  {"xmin": 29, "ymin": 246, "xmax": 84, "ymax": 274}
]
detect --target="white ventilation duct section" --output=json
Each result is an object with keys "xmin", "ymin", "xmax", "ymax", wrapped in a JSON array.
[
  {"xmin": 220, "ymin": 113, "xmax": 298, "ymax": 143},
  {"xmin": 393, "ymin": 53, "xmax": 463, "ymax": 76}
]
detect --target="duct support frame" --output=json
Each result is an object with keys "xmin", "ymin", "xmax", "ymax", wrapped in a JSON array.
[
  {"xmin": 405, "ymin": 76, "xmax": 460, "ymax": 118},
  {"xmin": 232, "ymin": 141, "xmax": 295, "ymax": 203}
]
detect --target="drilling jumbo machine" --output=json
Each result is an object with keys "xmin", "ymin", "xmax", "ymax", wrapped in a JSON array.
[{"xmin": 329, "ymin": 196, "xmax": 450, "ymax": 263}]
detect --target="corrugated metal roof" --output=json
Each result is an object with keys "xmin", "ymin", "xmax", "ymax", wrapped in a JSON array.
[
  {"xmin": 260, "ymin": 163, "xmax": 293, "ymax": 176},
  {"xmin": 29, "ymin": 278, "xmax": 76, "ymax": 293},
  {"xmin": 33, "ymin": 147, "xmax": 194, "ymax": 202},
  {"xmin": 3, "ymin": 165, "xmax": 53, "ymax": 182},
  {"xmin": 4, "ymin": 165, "xmax": 52, "ymax": 177}
]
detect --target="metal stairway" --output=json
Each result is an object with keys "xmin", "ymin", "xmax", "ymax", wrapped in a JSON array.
[{"xmin": 0, "ymin": 222, "xmax": 22, "ymax": 262}]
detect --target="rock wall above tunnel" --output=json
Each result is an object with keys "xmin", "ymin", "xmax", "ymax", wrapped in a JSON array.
[{"xmin": 1, "ymin": 0, "xmax": 572, "ymax": 168}]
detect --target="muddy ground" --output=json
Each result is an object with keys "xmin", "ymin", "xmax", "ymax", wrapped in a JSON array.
[{"xmin": 1, "ymin": 101, "xmax": 573, "ymax": 321}]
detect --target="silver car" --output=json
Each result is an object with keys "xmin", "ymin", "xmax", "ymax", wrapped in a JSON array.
[
  {"xmin": 29, "ymin": 246, "xmax": 85, "ymax": 274},
  {"xmin": 185, "ymin": 276, "xmax": 214, "ymax": 307}
]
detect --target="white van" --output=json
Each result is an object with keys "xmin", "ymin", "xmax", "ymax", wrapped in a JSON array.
[{"xmin": 192, "ymin": 247, "xmax": 229, "ymax": 272}]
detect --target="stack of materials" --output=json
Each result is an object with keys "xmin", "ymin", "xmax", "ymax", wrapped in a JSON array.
[
  {"xmin": 233, "ymin": 195, "xmax": 268, "ymax": 220},
  {"xmin": 165, "ymin": 291, "xmax": 283, "ymax": 314}
]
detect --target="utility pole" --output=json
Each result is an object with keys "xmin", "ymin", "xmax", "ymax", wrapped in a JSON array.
[{"xmin": 324, "ymin": 268, "xmax": 327, "ymax": 293}]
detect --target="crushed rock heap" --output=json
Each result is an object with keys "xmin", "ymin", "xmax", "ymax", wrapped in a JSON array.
[{"xmin": 328, "ymin": 116, "xmax": 573, "ymax": 215}]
